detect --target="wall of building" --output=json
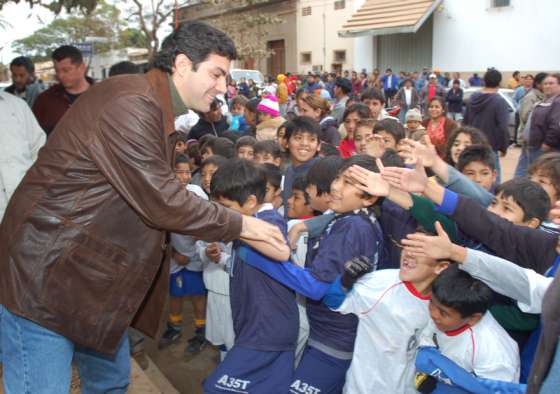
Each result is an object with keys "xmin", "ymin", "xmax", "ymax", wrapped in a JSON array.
[
  {"xmin": 433, "ymin": 0, "xmax": 560, "ymax": 72},
  {"xmin": 179, "ymin": 0, "xmax": 296, "ymax": 76},
  {"xmin": 297, "ymin": 0, "xmax": 360, "ymax": 73}
]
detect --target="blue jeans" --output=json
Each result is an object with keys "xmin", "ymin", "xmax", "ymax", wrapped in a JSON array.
[
  {"xmin": 514, "ymin": 145, "xmax": 543, "ymax": 177},
  {"xmin": 1, "ymin": 305, "xmax": 130, "ymax": 394}
]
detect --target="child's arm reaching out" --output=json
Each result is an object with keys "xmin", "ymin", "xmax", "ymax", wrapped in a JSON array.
[
  {"xmin": 402, "ymin": 222, "xmax": 554, "ymax": 314},
  {"xmin": 380, "ymin": 159, "xmax": 558, "ymax": 274}
]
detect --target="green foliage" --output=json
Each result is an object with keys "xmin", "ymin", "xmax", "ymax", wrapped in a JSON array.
[
  {"xmin": 11, "ymin": 0, "xmax": 145, "ymax": 61},
  {"xmin": 0, "ymin": 0, "xmax": 98, "ymax": 14}
]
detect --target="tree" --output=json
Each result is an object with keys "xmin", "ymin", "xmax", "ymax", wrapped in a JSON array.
[
  {"xmin": 125, "ymin": 0, "xmax": 175, "ymax": 63},
  {"xmin": 194, "ymin": 0, "xmax": 283, "ymax": 67},
  {"xmin": 0, "ymin": 0, "xmax": 98, "ymax": 14},
  {"xmin": 12, "ymin": 1, "xmax": 146, "ymax": 61}
]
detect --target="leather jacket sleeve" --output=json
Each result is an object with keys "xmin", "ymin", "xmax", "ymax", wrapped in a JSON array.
[{"xmin": 91, "ymin": 93, "xmax": 242, "ymax": 241}]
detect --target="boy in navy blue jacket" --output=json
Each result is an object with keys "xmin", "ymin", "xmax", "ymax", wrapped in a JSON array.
[
  {"xmin": 203, "ymin": 159, "xmax": 298, "ymax": 394},
  {"xmin": 236, "ymin": 155, "xmax": 384, "ymax": 393}
]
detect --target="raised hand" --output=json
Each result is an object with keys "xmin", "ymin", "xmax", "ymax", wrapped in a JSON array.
[
  {"xmin": 346, "ymin": 159, "xmax": 390, "ymax": 197},
  {"xmin": 401, "ymin": 221, "xmax": 454, "ymax": 261},
  {"xmin": 341, "ymin": 256, "xmax": 375, "ymax": 289},
  {"xmin": 380, "ymin": 158, "xmax": 428, "ymax": 194},
  {"xmin": 399, "ymin": 136, "xmax": 438, "ymax": 168},
  {"xmin": 364, "ymin": 134, "xmax": 386, "ymax": 158}
]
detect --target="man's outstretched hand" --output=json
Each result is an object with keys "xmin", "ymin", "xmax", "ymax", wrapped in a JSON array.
[
  {"xmin": 341, "ymin": 256, "xmax": 375, "ymax": 290},
  {"xmin": 240, "ymin": 215, "xmax": 290, "ymax": 261}
]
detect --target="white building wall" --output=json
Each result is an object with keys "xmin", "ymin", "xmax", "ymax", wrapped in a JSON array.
[
  {"xmin": 297, "ymin": 0, "xmax": 359, "ymax": 73},
  {"xmin": 351, "ymin": 0, "xmax": 374, "ymax": 73},
  {"xmin": 433, "ymin": 0, "xmax": 560, "ymax": 72}
]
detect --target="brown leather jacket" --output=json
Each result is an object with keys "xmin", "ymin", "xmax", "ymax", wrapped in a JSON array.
[{"xmin": 0, "ymin": 69, "xmax": 242, "ymax": 354}]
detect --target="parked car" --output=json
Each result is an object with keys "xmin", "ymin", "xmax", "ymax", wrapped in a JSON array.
[
  {"xmin": 463, "ymin": 87, "xmax": 516, "ymax": 142},
  {"xmin": 230, "ymin": 69, "xmax": 264, "ymax": 88}
]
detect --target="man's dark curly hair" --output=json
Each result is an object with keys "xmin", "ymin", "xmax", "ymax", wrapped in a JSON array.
[{"xmin": 153, "ymin": 21, "xmax": 237, "ymax": 73}]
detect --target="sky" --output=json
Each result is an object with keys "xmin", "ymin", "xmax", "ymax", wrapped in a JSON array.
[
  {"xmin": 0, "ymin": 1, "xmax": 175, "ymax": 65},
  {"xmin": 0, "ymin": 2, "xmax": 59, "ymax": 63}
]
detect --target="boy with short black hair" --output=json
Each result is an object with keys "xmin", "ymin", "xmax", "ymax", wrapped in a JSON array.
[
  {"xmin": 360, "ymin": 88, "xmax": 387, "ymax": 121},
  {"xmin": 201, "ymin": 137, "xmax": 235, "ymax": 160},
  {"xmin": 175, "ymin": 132, "xmax": 189, "ymax": 155},
  {"xmin": 253, "ymin": 140, "xmax": 283, "ymax": 167},
  {"xmin": 490, "ymin": 177, "xmax": 551, "ymax": 229},
  {"xmin": 457, "ymin": 144, "xmax": 497, "ymax": 191},
  {"xmin": 200, "ymin": 155, "xmax": 229, "ymax": 195},
  {"xmin": 261, "ymin": 162, "xmax": 283, "ymax": 211},
  {"xmin": 282, "ymin": 116, "xmax": 321, "ymax": 215},
  {"xmin": 287, "ymin": 176, "xmax": 316, "ymax": 220},
  {"xmin": 235, "ymin": 135, "xmax": 257, "ymax": 160},
  {"xmin": 305, "ymin": 156, "xmax": 344, "ymax": 213},
  {"xmin": 235, "ymin": 155, "xmax": 384, "ymax": 393},
  {"xmin": 203, "ymin": 159, "xmax": 297, "ymax": 394},
  {"xmin": 420, "ymin": 264, "xmax": 520, "ymax": 382},
  {"xmin": 321, "ymin": 227, "xmax": 450, "ymax": 393},
  {"xmin": 373, "ymin": 118, "xmax": 406, "ymax": 151},
  {"xmin": 159, "ymin": 154, "xmax": 210, "ymax": 352}
]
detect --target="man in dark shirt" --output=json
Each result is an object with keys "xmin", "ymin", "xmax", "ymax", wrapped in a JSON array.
[
  {"xmin": 464, "ymin": 68, "xmax": 510, "ymax": 183},
  {"xmin": 188, "ymin": 98, "xmax": 230, "ymax": 140},
  {"xmin": 32, "ymin": 45, "xmax": 92, "ymax": 136}
]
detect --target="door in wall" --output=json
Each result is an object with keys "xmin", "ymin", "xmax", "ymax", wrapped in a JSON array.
[{"xmin": 267, "ymin": 39, "xmax": 286, "ymax": 77}]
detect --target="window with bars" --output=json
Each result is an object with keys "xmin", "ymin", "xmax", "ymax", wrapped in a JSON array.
[
  {"xmin": 334, "ymin": 0, "xmax": 345, "ymax": 10},
  {"xmin": 333, "ymin": 50, "xmax": 346, "ymax": 63},
  {"xmin": 302, "ymin": 6, "xmax": 312, "ymax": 16},
  {"xmin": 491, "ymin": 0, "xmax": 510, "ymax": 8}
]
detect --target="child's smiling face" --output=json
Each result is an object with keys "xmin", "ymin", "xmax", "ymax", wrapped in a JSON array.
[
  {"xmin": 288, "ymin": 131, "xmax": 319, "ymax": 166},
  {"xmin": 328, "ymin": 168, "xmax": 375, "ymax": 213}
]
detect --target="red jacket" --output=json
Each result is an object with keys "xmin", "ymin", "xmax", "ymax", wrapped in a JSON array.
[{"xmin": 32, "ymin": 81, "xmax": 92, "ymax": 136}]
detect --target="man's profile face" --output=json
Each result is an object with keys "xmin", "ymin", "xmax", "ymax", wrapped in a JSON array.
[
  {"xmin": 173, "ymin": 53, "xmax": 230, "ymax": 113},
  {"xmin": 54, "ymin": 58, "xmax": 86, "ymax": 90},
  {"xmin": 10, "ymin": 65, "xmax": 32, "ymax": 90}
]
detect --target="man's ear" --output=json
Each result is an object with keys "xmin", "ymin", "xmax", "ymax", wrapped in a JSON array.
[
  {"xmin": 174, "ymin": 54, "xmax": 193, "ymax": 77},
  {"xmin": 491, "ymin": 170, "xmax": 497, "ymax": 184},
  {"xmin": 273, "ymin": 157, "xmax": 283, "ymax": 167}
]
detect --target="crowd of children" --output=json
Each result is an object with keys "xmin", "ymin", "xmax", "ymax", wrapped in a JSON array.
[{"xmin": 160, "ymin": 67, "xmax": 560, "ymax": 394}]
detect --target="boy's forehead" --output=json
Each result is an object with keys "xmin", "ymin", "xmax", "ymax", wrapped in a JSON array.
[
  {"xmin": 291, "ymin": 129, "xmax": 317, "ymax": 139},
  {"xmin": 464, "ymin": 160, "xmax": 492, "ymax": 170},
  {"xmin": 202, "ymin": 163, "xmax": 218, "ymax": 172}
]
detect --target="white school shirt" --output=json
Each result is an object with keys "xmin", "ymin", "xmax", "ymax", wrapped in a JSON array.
[
  {"xmin": 335, "ymin": 269, "xmax": 431, "ymax": 394},
  {"xmin": 420, "ymin": 313, "xmax": 520, "ymax": 382},
  {"xmin": 460, "ymin": 249, "xmax": 553, "ymax": 314},
  {"xmin": 200, "ymin": 240, "xmax": 232, "ymax": 296},
  {"xmin": 287, "ymin": 219, "xmax": 308, "ymax": 268},
  {"xmin": 169, "ymin": 184, "xmax": 208, "ymax": 274}
]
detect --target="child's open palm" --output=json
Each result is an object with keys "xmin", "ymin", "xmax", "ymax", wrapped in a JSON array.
[
  {"xmin": 347, "ymin": 158, "xmax": 390, "ymax": 197},
  {"xmin": 380, "ymin": 158, "xmax": 428, "ymax": 194}
]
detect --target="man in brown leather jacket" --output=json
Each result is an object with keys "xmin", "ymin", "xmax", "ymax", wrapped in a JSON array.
[{"xmin": 0, "ymin": 21, "xmax": 288, "ymax": 393}]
